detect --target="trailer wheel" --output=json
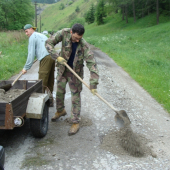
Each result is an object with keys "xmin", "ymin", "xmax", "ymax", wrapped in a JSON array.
[{"xmin": 30, "ymin": 103, "xmax": 49, "ymax": 138}]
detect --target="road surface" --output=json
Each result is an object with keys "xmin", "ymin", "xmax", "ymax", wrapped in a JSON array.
[{"xmin": 2, "ymin": 44, "xmax": 170, "ymax": 170}]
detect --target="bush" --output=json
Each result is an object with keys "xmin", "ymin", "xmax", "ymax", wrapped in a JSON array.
[
  {"xmin": 75, "ymin": 6, "xmax": 80, "ymax": 13},
  {"xmin": 59, "ymin": 3, "xmax": 65, "ymax": 10},
  {"xmin": 68, "ymin": 1, "xmax": 73, "ymax": 5},
  {"xmin": 69, "ymin": 18, "xmax": 85, "ymax": 27}
]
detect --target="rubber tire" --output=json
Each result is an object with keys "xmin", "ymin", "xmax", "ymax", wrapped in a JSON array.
[{"xmin": 30, "ymin": 103, "xmax": 49, "ymax": 138}]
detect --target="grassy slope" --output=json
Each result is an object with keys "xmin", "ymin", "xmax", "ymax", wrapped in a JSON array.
[
  {"xmin": 84, "ymin": 14, "xmax": 170, "ymax": 113},
  {"xmin": 38, "ymin": 0, "xmax": 97, "ymax": 31},
  {"xmin": 0, "ymin": 31, "xmax": 28, "ymax": 80}
]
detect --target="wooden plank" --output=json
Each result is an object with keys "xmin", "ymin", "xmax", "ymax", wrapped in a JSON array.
[
  {"xmin": 5, "ymin": 103, "xmax": 14, "ymax": 129},
  {"xmin": 0, "ymin": 103, "xmax": 6, "ymax": 126},
  {"xmin": 0, "ymin": 80, "xmax": 42, "ymax": 128},
  {"xmin": 11, "ymin": 80, "xmax": 42, "ymax": 117},
  {"xmin": 0, "ymin": 80, "xmax": 13, "ymax": 87}
]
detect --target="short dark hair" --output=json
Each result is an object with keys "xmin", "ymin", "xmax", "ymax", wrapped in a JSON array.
[{"xmin": 72, "ymin": 23, "xmax": 85, "ymax": 36}]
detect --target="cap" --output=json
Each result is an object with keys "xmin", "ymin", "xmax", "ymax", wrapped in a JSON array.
[{"xmin": 24, "ymin": 24, "xmax": 36, "ymax": 30}]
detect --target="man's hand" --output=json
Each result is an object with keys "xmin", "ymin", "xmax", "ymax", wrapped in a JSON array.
[
  {"xmin": 91, "ymin": 89, "xmax": 97, "ymax": 95},
  {"xmin": 22, "ymin": 69, "xmax": 27, "ymax": 74},
  {"xmin": 57, "ymin": 56, "xmax": 66, "ymax": 65}
]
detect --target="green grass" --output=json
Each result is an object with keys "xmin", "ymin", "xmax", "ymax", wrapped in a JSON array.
[
  {"xmin": 84, "ymin": 13, "xmax": 170, "ymax": 113},
  {"xmin": 38, "ymin": 0, "xmax": 98, "ymax": 31},
  {"xmin": 0, "ymin": 31, "xmax": 28, "ymax": 80}
]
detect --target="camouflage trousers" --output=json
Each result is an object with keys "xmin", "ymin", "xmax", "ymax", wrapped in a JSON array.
[
  {"xmin": 56, "ymin": 67, "xmax": 82, "ymax": 123},
  {"xmin": 39, "ymin": 55, "xmax": 55, "ymax": 93}
]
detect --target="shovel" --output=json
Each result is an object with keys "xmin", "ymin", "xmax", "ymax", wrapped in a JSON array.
[
  {"xmin": 0, "ymin": 72, "xmax": 23, "ymax": 91},
  {"xmin": 63, "ymin": 62, "xmax": 131, "ymax": 128}
]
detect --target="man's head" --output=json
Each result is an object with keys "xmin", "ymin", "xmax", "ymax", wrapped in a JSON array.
[
  {"xmin": 70, "ymin": 23, "xmax": 85, "ymax": 43},
  {"xmin": 24, "ymin": 24, "xmax": 36, "ymax": 37}
]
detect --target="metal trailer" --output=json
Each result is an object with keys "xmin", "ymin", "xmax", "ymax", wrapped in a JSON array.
[{"xmin": 0, "ymin": 80, "xmax": 50, "ymax": 138}]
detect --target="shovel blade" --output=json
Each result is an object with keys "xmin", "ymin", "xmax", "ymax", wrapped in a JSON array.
[
  {"xmin": 115, "ymin": 110, "xmax": 131, "ymax": 128},
  {"xmin": 0, "ymin": 84, "xmax": 12, "ymax": 92}
]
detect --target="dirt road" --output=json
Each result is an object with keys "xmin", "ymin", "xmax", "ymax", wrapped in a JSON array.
[{"xmin": 2, "ymin": 45, "xmax": 170, "ymax": 170}]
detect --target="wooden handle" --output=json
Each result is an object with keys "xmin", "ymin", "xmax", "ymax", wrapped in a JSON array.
[
  {"xmin": 12, "ymin": 72, "xmax": 23, "ymax": 86},
  {"xmin": 64, "ymin": 62, "xmax": 118, "ymax": 112}
]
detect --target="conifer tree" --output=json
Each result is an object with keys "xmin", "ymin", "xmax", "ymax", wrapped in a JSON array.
[{"xmin": 96, "ymin": 0, "xmax": 106, "ymax": 25}]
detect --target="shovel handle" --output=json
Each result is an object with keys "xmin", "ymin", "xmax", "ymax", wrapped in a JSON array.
[
  {"xmin": 12, "ymin": 72, "xmax": 23, "ymax": 86},
  {"xmin": 64, "ymin": 62, "xmax": 118, "ymax": 112}
]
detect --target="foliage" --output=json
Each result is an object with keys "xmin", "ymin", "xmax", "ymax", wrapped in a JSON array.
[
  {"xmin": 75, "ymin": 6, "xmax": 80, "ymax": 13},
  {"xmin": 85, "ymin": 3, "xmax": 95, "ymax": 24},
  {"xmin": 96, "ymin": 0, "xmax": 107, "ymax": 25},
  {"xmin": 69, "ymin": 18, "xmax": 85, "ymax": 28},
  {"xmin": 31, "ymin": 0, "xmax": 56, "ymax": 3},
  {"xmin": 0, "ymin": 0, "xmax": 34, "ymax": 30},
  {"xmin": 107, "ymin": 0, "xmax": 170, "ymax": 23},
  {"xmin": 68, "ymin": 1, "xmax": 73, "ymax": 5},
  {"xmin": 59, "ymin": 3, "xmax": 65, "ymax": 10}
]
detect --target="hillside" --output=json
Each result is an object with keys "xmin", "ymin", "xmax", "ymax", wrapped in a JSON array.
[
  {"xmin": 38, "ymin": 0, "xmax": 97, "ymax": 31},
  {"xmin": 38, "ymin": 1, "xmax": 170, "ymax": 114}
]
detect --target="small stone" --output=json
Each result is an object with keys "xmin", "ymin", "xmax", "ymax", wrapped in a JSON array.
[{"xmin": 151, "ymin": 151, "xmax": 157, "ymax": 158}]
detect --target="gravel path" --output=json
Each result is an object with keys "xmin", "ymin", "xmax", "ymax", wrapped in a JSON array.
[{"xmin": 2, "ymin": 45, "xmax": 170, "ymax": 170}]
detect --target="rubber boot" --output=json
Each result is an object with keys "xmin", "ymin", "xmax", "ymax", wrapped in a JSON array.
[
  {"xmin": 68, "ymin": 123, "xmax": 80, "ymax": 136},
  {"xmin": 51, "ymin": 109, "xmax": 67, "ymax": 122}
]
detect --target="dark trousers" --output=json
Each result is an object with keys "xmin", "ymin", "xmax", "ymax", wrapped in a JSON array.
[{"xmin": 39, "ymin": 55, "xmax": 55, "ymax": 93}]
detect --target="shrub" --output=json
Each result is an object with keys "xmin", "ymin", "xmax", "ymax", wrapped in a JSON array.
[{"xmin": 69, "ymin": 18, "xmax": 85, "ymax": 27}]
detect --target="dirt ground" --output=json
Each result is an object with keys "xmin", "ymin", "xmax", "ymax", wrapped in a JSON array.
[{"xmin": 1, "ymin": 44, "xmax": 170, "ymax": 170}]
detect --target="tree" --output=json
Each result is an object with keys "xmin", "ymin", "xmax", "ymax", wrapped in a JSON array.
[
  {"xmin": 85, "ymin": 3, "xmax": 95, "ymax": 24},
  {"xmin": 85, "ymin": 11, "xmax": 91, "ymax": 24},
  {"xmin": 75, "ymin": 6, "xmax": 80, "ymax": 13},
  {"xmin": 156, "ymin": 0, "xmax": 159, "ymax": 24},
  {"xmin": 96, "ymin": 0, "xmax": 107, "ymax": 25},
  {"xmin": 0, "ymin": 0, "xmax": 34, "ymax": 30},
  {"xmin": 132, "ymin": 0, "xmax": 136, "ymax": 22},
  {"xmin": 89, "ymin": 3, "xmax": 95, "ymax": 23},
  {"xmin": 59, "ymin": 3, "xmax": 65, "ymax": 10}
]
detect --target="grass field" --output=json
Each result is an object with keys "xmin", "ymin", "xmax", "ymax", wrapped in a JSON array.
[
  {"xmin": 84, "ymin": 13, "xmax": 170, "ymax": 113},
  {"xmin": 0, "ymin": 31, "xmax": 28, "ymax": 80}
]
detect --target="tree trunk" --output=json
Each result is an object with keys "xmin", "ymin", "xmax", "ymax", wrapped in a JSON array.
[
  {"xmin": 142, "ymin": 4, "xmax": 144, "ymax": 18},
  {"xmin": 156, "ymin": 0, "xmax": 159, "ymax": 24},
  {"xmin": 122, "ymin": 6, "xmax": 125, "ymax": 20},
  {"xmin": 133, "ymin": 0, "xmax": 136, "ymax": 23},
  {"xmin": 125, "ymin": 4, "xmax": 128, "ymax": 23},
  {"xmin": 147, "ymin": 0, "xmax": 150, "ymax": 15}
]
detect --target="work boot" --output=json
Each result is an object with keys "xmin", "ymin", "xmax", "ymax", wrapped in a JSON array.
[
  {"xmin": 51, "ymin": 109, "xmax": 67, "ymax": 122},
  {"xmin": 68, "ymin": 123, "xmax": 80, "ymax": 136}
]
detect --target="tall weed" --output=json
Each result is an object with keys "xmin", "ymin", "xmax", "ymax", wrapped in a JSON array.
[{"xmin": 0, "ymin": 30, "xmax": 28, "ymax": 80}]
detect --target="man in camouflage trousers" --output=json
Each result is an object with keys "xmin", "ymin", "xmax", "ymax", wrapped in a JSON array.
[{"xmin": 45, "ymin": 23, "xmax": 99, "ymax": 135}]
